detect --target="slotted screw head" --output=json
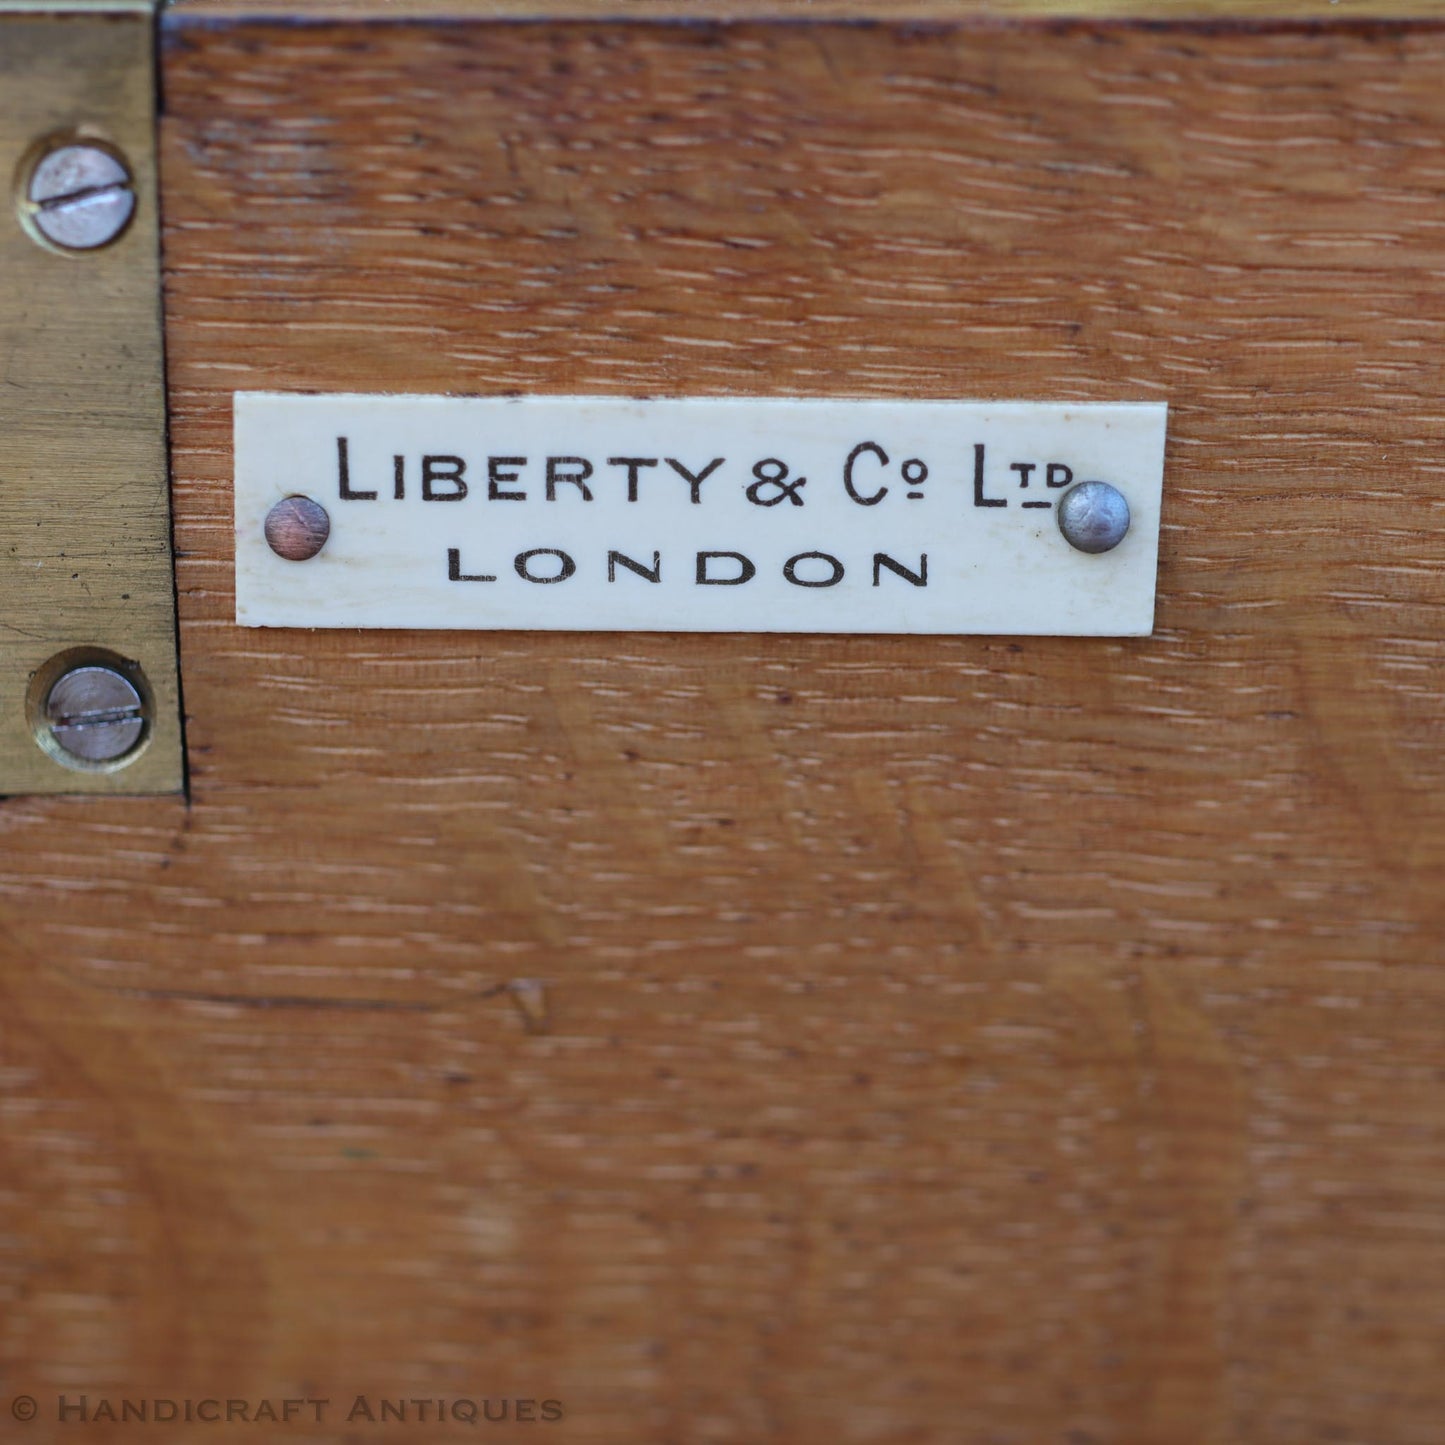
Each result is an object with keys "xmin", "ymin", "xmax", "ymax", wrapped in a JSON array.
[
  {"xmin": 26, "ymin": 143, "xmax": 136, "ymax": 251},
  {"xmin": 45, "ymin": 665, "xmax": 145, "ymax": 763},
  {"xmin": 1057, "ymin": 480, "xmax": 1132, "ymax": 554}
]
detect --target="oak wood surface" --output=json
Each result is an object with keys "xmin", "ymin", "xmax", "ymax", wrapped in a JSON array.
[
  {"xmin": 167, "ymin": 0, "xmax": 1445, "ymax": 20},
  {"xmin": 2, "ymin": 12, "xmax": 1444, "ymax": 1445}
]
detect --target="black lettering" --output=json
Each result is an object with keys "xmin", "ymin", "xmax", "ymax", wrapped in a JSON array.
[
  {"xmin": 696, "ymin": 551, "xmax": 755, "ymax": 585},
  {"xmin": 489, "ymin": 457, "xmax": 526, "ymax": 501},
  {"xmin": 843, "ymin": 441, "xmax": 889, "ymax": 505},
  {"xmin": 515, "ymin": 548, "xmax": 576, "ymax": 584},
  {"xmin": 448, "ymin": 548, "xmax": 496, "ymax": 582},
  {"xmin": 607, "ymin": 457, "xmax": 658, "ymax": 502},
  {"xmin": 873, "ymin": 552, "xmax": 928, "ymax": 587},
  {"xmin": 337, "ymin": 436, "xmax": 376, "ymax": 500},
  {"xmin": 1010, "ymin": 462, "xmax": 1037, "ymax": 489},
  {"xmin": 973, "ymin": 442, "xmax": 1004, "ymax": 507},
  {"xmin": 747, "ymin": 458, "xmax": 806, "ymax": 507},
  {"xmin": 422, "ymin": 455, "xmax": 467, "ymax": 501},
  {"xmin": 608, "ymin": 550, "xmax": 661, "ymax": 583},
  {"xmin": 665, "ymin": 456, "xmax": 724, "ymax": 504},
  {"xmin": 1046, "ymin": 462, "xmax": 1073, "ymax": 489},
  {"xmin": 545, "ymin": 456, "xmax": 594, "ymax": 501},
  {"xmin": 393, "ymin": 455, "xmax": 405, "ymax": 500},
  {"xmin": 783, "ymin": 551, "xmax": 844, "ymax": 588}
]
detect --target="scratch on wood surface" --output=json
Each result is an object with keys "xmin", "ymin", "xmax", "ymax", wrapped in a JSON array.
[{"xmin": 507, "ymin": 978, "xmax": 551, "ymax": 1033}]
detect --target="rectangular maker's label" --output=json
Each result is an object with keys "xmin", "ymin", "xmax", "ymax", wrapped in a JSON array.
[{"xmin": 234, "ymin": 394, "xmax": 1166, "ymax": 635}]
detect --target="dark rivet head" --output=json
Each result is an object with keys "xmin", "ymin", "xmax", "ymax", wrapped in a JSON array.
[
  {"xmin": 264, "ymin": 495, "xmax": 331, "ymax": 561},
  {"xmin": 45, "ymin": 665, "xmax": 146, "ymax": 763},
  {"xmin": 26, "ymin": 142, "xmax": 136, "ymax": 252},
  {"xmin": 1057, "ymin": 480, "xmax": 1131, "ymax": 554}
]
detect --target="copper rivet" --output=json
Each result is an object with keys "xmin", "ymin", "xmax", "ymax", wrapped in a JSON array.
[{"xmin": 264, "ymin": 495, "xmax": 330, "ymax": 562}]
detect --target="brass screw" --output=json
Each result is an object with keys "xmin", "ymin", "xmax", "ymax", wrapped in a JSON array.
[
  {"xmin": 25, "ymin": 142, "xmax": 136, "ymax": 252},
  {"xmin": 44, "ymin": 665, "xmax": 146, "ymax": 763}
]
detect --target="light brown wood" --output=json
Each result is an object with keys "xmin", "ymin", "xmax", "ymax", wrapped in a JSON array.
[
  {"xmin": 168, "ymin": 0, "xmax": 1445, "ymax": 19},
  {"xmin": 2, "ymin": 11, "xmax": 1443, "ymax": 1444}
]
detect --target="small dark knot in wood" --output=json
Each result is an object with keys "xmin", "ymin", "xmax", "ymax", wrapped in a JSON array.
[{"xmin": 264, "ymin": 494, "xmax": 330, "ymax": 562}]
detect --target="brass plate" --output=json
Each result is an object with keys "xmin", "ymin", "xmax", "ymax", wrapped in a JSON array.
[{"xmin": 0, "ymin": 2, "xmax": 182, "ymax": 793}]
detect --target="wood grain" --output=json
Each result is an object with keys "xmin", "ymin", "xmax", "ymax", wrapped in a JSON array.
[
  {"xmin": 167, "ymin": 0, "xmax": 1445, "ymax": 20},
  {"xmin": 2, "ymin": 12, "xmax": 1444, "ymax": 1444}
]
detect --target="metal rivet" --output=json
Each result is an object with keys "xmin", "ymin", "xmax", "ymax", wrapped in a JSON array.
[
  {"xmin": 26, "ymin": 143, "xmax": 136, "ymax": 252},
  {"xmin": 264, "ymin": 495, "xmax": 331, "ymax": 561},
  {"xmin": 45, "ymin": 665, "xmax": 146, "ymax": 763},
  {"xmin": 1057, "ymin": 480, "xmax": 1131, "ymax": 554}
]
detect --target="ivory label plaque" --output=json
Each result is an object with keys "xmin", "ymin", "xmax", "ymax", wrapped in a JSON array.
[{"xmin": 234, "ymin": 394, "xmax": 1166, "ymax": 635}]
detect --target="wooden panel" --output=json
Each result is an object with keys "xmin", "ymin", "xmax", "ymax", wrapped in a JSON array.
[
  {"xmin": 1, "ymin": 13, "xmax": 1443, "ymax": 1444},
  {"xmin": 170, "ymin": 0, "xmax": 1445, "ymax": 19}
]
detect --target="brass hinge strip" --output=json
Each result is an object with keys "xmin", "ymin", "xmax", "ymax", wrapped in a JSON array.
[{"xmin": 0, "ymin": 0, "xmax": 183, "ymax": 794}]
